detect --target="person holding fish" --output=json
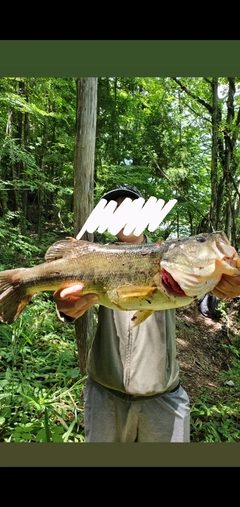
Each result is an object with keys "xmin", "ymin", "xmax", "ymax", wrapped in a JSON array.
[{"xmin": 51, "ymin": 184, "xmax": 240, "ymax": 443}]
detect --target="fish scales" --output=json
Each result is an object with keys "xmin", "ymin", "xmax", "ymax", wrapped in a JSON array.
[
  {"xmin": 0, "ymin": 232, "xmax": 239, "ymax": 326},
  {"xmin": 44, "ymin": 240, "xmax": 162, "ymax": 288}
]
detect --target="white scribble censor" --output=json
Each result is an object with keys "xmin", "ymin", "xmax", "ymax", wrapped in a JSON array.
[{"xmin": 76, "ymin": 197, "xmax": 177, "ymax": 240}]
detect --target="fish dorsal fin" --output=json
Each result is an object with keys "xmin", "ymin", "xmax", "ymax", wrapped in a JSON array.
[{"xmin": 45, "ymin": 237, "xmax": 79, "ymax": 261}]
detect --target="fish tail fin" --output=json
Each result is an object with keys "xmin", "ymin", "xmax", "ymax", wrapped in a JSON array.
[{"xmin": 0, "ymin": 269, "xmax": 32, "ymax": 324}]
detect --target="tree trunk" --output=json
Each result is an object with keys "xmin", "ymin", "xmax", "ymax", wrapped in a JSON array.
[
  {"xmin": 7, "ymin": 110, "xmax": 20, "ymax": 227},
  {"xmin": 210, "ymin": 77, "xmax": 219, "ymax": 231},
  {"xmin": 224, "ymin": 78, "xmax": 235, "ymax": 242},
  {"xmin": 73, "ymin": 78, "xmax": 98, "ymax": 376},
  {"xmin": 21, "ymin": 80, "xmax": 29, "ymax": 234}
]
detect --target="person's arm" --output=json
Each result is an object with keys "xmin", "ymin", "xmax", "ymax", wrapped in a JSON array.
[
  {"xmin": 211, "ymin": 273, "xmax": 240, "ymax": 299},
  {"xmin": 53, "ymin": 284, "xmax": 99, "ymax": 322}
]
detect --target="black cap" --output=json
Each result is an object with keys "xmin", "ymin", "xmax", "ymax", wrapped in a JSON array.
[{"xmin": 102, "ymin": 184, "xmax": 143, "ymax": 202}]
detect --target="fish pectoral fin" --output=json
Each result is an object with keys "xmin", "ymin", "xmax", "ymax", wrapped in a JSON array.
[
  {"xmin": 131, "ymin": 309, "xmax": 154, "ymax": 327},
  {"xmin": 116, "ymin": 285, "xmax": 157, "ymax": 299}
]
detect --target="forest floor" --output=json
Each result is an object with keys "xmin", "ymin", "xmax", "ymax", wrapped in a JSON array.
[{"xmin": 175, "ymin": 298, "xmax": 240, "ymax": 403}]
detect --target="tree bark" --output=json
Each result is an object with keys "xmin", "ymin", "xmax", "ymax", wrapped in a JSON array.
[
  {"xmin": 73, "ymin": 78, "xmax": 98, "ymax": 376},
  {"xmin": 210, "ymin": 77, "xmax": 219, "ymax": 230},
  {"xmin": 224, "ymin": 78, "xmax": 235, "ymax": 239}
]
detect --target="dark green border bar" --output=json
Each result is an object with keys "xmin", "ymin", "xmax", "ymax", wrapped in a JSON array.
[
  {"xmin": 0, "ymin": 42, "xmax": 240, "ymax": 466},
  {"xmin": 0, "ymin": 443, "xmax": 240, "ymax": 467},
  {"xmin": 0, "ymin": 40, "xmax": 240, "ymax": 76}
]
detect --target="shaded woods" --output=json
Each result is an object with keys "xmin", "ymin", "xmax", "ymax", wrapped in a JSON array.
[
  {"xmin": 0, "ymin": 77, "xmax": 240, "ymax": 443},
  {"xmin": 1, "ymin": 77, "xmax": 240, "ymax": 246}
]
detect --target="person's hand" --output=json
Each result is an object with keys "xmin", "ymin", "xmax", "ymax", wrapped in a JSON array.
[
  {"xmin": 212, "ymin": 274, "xmax": 240, "ymax": 299},
  {"xmin": 53, "ymin": 284, "xmax": 99, "ymax": 320}
]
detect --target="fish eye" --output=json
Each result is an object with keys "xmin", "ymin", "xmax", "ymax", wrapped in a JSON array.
[{"xmin": 197, "ymin": 236, "xmax": 206, "ymax": 243}]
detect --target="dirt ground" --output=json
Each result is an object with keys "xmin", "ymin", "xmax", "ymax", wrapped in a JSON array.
[{"xmin": 175, "ymin": 298, "xmax": 240, "ymax": 402}]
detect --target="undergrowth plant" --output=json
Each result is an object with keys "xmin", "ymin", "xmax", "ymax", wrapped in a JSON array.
[
  {"xmin": 190, "ymin": 335, "xmax": 240, "ymax": 442},
  {"xmin": 0, "ymin": 295, "xmax": 86, "ymax": 443}
]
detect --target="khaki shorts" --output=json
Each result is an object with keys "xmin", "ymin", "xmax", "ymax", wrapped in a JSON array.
[{"xmin": 83, "ymin": 376, "xmax": 190, "ymax": 443}]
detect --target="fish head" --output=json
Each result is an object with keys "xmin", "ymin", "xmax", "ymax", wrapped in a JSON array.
[{"xmin": 159, "ymin": 232, "xmax": 240, "ymax": 299}]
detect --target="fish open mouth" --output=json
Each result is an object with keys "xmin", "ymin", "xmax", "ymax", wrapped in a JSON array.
[{"xmin": 161, "ymin": 268, "xmax": 186, "ymax": 297}]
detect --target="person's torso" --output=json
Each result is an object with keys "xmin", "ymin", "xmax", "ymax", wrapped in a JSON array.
[{"xmin": 87, "ymin": 306, "xmax": 179, "ymax": 396}]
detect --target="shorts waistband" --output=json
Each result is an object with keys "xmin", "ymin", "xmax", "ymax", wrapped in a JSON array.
[{"xmin": 91, "ymin": 378, "xmax": 181, "ymax": 402}]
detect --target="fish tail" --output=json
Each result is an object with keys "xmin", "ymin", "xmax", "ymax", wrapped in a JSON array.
[{"xmin": 0, "ymin": 269, "xmax": 32, "ymax": 324}]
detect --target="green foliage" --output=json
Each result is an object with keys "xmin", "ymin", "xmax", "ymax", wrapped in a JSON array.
[
  {"xmin": 191, "ymin": 396, "xmax": 240, "ymax": 442},
  {"xmin": 0, "ymin": 76, "xmax": 240, "ymax": 239},
  {"xmin": 0, "ymin": 76, "xmax": 240, "ymax": 443},
  {"xmin": 0, "ymin": 220, "xmax": 64, "ymax": 270},
  {"xmin": 0, "ymin": 296, "xmax": 86, "ymax": 443},
  {"xmin": 0, "ymin": 77, "xmax": 76, "ymax": 237},
  {"xmin": 0, "ymin": 92, "xmax": 57, "ymax": 117},
  {"xmin": 190, "ymin": 338, "xmax": 240, "ymax": 442}
]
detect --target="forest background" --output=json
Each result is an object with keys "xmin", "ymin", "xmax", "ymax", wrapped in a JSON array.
[{"xmin": 0, "ymin": 76, "xmax": 239, "ymax": 444}]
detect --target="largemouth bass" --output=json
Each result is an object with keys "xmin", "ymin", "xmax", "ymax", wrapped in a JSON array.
[{"xmin": 0, "ymin": 232, "xmax": 239, "ymax": 326}]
